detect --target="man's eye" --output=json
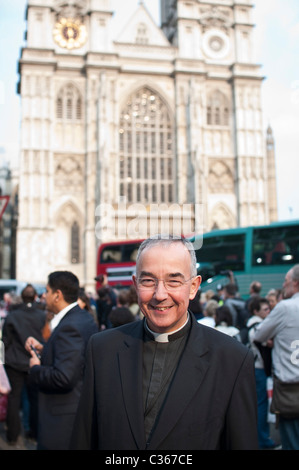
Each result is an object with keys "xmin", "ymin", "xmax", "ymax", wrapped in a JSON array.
[
  {"xmin": 140, "ymin": 279, "xmax": 155, "ymax": 286},
  {"xmin": 166, "ymin": 280, "xmax": 183, "ymax": 287}
]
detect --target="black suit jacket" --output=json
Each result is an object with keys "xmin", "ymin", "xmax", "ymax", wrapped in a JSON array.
[
  {"xmin": 29, "ymin": 304, "xmax": 98, "ymax": 450},
  {"xmin": 71, "ymin": 313, "xmax": 258, "ymax": 450},
  {"xmin": 2, "ymin": 302, "xmax": 45, "ymax": 372}
]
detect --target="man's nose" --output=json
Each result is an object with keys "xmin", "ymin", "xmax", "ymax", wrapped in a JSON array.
[{"xmin": 153, "ymin": 280, "xmax": 168, "ymax": 299}]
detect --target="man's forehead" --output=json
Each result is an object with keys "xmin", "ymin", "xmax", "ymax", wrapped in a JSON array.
[{"xmin": 137, "ymin": 243, "xmax": 191, "ymax": 274}]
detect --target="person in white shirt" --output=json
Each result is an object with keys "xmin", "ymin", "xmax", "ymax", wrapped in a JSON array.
[
  {"xmin": 214, "ymin": 305, "xmax": 241, "ymax": 341},
  {"xmin": 247, "ymin": 297, "xmax": 276, "ymax": 449},
  {"xmin": 197, "ymin": 299, "xmax": 218, "ymax": 328},
  {"xmin": 254, "ymin": 265, "xmax": 299, "ymax": 450}
]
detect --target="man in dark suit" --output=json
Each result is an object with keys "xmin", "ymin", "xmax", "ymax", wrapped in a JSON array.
[
  {"xmin": 2, "ymin": 284, "xmax": 45, "ymax": 444},
  {"xmin": 70, "ymin": 236, "xmax": 258, "ymax": 450},
  {"xmin": 25, "ymin": 271, "xmax": 98, "ymax": 450}
]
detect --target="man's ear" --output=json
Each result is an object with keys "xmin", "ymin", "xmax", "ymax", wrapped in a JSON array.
[
  {"xmin": 189, "ymin": 275, "xmax": 202, "ymax": 300},
  {"xmin": 55, "ymin": 289, "xmax": 63, "ymax": 302}
]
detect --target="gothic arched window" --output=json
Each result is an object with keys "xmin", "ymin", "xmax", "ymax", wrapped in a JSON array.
[
  {"xmin": 56, "ymin": 84, "xmax": 83, "ymax": 121},
  {"xmin": 71, "ymin": 221, "xmax": 80, "ymax": 264},
  {"xmin": 119, "ymin": 87, "xmax": 175, "ymax": 204},
  {"xmin": 57, "ymin": 98, "xmax": 63, "ymax": 118},
  {"xmin": 207, "ymin": 90, "xmax": 229, "ymax": 126}
]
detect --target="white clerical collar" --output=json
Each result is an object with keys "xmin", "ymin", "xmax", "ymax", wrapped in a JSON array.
[
  {"xmin": 50, "ymin": 302, "xmax": 78, "ymax": 331},
  {"xmin": 145, "ymin": 313, "xmax": 190, "ymax": 343}
]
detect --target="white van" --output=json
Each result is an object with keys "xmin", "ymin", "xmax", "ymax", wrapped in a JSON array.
[{"xmin": 0, "ymin": 279, "xmax": 46, "ymax": 301}]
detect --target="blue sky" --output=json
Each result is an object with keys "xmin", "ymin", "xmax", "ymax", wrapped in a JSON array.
[{"xmin": 0, "ymin": 0, "xmax": 298, "ymax": 221}]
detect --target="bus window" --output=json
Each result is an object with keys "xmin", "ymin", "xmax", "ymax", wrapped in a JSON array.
[
  {"xmin": 195, "ymin": 233, "xmax": 245, "ymax": 281},
  {"xmin": 100, "ymin": 246, "xmax": 122, "ymax": 263},
  {"xmin": 122, "ymin": 244, "xmax": 139, "ymax": 262},
  {"xmin": 252, "ymin": 226, "xmax": 299, "ymax": 266}
]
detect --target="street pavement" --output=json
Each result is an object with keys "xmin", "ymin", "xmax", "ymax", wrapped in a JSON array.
[
  {"xmin": 0, "ymin": 418, "xmax": 281, "ymax": 451},
  {"xmin": 0, "ymin": 420, "xmax": 36, "ymax": 450}
]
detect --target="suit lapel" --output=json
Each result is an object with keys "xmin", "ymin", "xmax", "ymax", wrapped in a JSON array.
[
  {"xmin": 118, "ymin": 321, "xmax": 147, "ymax": 450},
  {"xmin": 148, "ymin": 318, "xmax": 210, "ymax": 450}
]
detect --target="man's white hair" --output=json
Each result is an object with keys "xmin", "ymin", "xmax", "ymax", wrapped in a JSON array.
[{"xmin": 291, "ymin": 264, "xmax": 299, "ymax": 282}]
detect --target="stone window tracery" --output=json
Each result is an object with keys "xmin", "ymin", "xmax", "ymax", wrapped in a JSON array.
[
  {"xmin": 207, "ymin": 90, "xmax": 229, "ymax": 126},
  {"xmin": 119, "ymin": 87, "xmax": 175, "ymax": 204},
  {"xmin": 56, "ymin": 84, "xmax": 83, "ymax": 121}
]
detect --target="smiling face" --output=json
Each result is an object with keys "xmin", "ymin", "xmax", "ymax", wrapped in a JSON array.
[{"xmin": 133, "ymin": 242, "xmax": 201, "ymax": 333}]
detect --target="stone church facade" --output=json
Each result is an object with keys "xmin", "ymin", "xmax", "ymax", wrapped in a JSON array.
[{"xmin": 16, "ymin": 0, "xmax": 277, "ymax": 287}]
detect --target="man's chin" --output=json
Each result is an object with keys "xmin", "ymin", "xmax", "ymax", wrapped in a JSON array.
[{"xmin": 146, "ymin": 314, "xmax": 185, "ymax": 334}]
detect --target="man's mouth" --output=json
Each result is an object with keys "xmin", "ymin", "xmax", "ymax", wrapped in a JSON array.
[{"xmin": 151, "ymin": 305, "xmax": 172, "ymax": 311}]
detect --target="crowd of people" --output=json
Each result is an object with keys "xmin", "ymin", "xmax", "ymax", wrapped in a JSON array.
[
  {"xmin": 192, "ymin": 277, "xmax": 282, "ymax": 342},
  {"xmin": 0, "ymin": 240, "xmax": 299, "ymax": 450},
  {"xmin": 0, "ymin": 272, "xmax": 147, "ymax": 449},
  {"xmin": 188, "ymin": 269, "xmax": 299, "ymax": 451},
  {"xmin": 188, "ymin": 278, "xmax": 283, "ymax": 449}
]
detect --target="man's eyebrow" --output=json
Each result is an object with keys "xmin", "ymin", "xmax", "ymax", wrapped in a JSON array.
[
  {"xmin": 139, "ymin": 271, "xmax": 155, "ymax": 278},
  {"xmin": 168, "ymin": 272, "xmax": 185, "ymax": 279}
]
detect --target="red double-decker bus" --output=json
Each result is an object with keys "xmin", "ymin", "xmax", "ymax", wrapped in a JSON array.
[{"xmin": 96, "ymin": 239, "xmax": 144, "ymax": 288}]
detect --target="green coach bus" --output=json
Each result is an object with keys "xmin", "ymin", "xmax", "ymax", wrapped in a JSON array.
[{"xmin": 190, "ymin": 219, "xmax": 299, "ymax": 299}]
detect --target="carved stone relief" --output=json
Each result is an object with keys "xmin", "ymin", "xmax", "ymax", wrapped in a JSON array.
[
  {"xmin": 54, "ymin": 154, "xmax": 84, "ymax": 194},
  {"xmin": 208, "ymin": 160, "xmax": 234, "ymax": 193}
]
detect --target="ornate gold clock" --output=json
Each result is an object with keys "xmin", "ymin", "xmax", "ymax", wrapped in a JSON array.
[{"xmin": 53, "ymin": 17, "xmax": 87, "ymax": 50}]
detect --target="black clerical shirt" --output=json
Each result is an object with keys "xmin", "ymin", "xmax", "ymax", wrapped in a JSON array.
[{"xmin": 142, "ymin": 316, "xmax": 191, "ymax": 444}]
